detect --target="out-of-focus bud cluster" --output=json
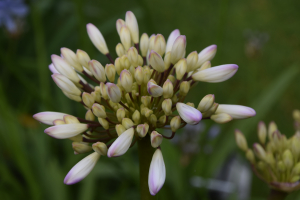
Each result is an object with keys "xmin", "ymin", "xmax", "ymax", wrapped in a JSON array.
[
  {"xmin": 34, "ymin": 11, "xmax": 255, "ymax": 196},
  {"xmin": 235, "ymin": 111, "xmax": 300, "ymax": 193}
]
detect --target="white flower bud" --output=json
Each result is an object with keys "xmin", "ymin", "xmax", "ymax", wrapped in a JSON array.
[
  {"xmin": 44, "ymin": 124, "xmax": 88, "ymax": 139},
  {"xmin": 76, "ymin": 49, "xmax": 91, "ymax": 70},
  {"xmin": 150, "ymin": 131, "xmax": 163, "ymax": 148},
  {"xmin": 120, "ymin": 25, "xmax": 131, "ymax": 51},
  {"xmin": 33, "ymin": 111, "xmax": 68, "ymax": 125},
  {"xmin": 120, "ymin": 69, "xmax": 133, "ymax": 92},
  {"xmin": 107, "ymin": 128, "xmax": 134, "ymax": 157},
  {"xmin": 165, "ymin": 29, "xmax": 180, "ymax": 54},
  {"xmin": 215, "ymin": 104, "xmax": 256, "ymax": 119},
  {"xmin": 61, "ymin": 47, "xmax": 83, "ymax": 72},
  {"xmin": 176, "ymin": 103, "xmax": 202, "ymax": 125},
  {"xmin": 52, "ymin": 74, "xmax": 81, "ymax": 96},
  {"xmin": 88, "ymin": 60, "xmax": 106, "ymax": 82},
  {"xmin": 106, "ymin": 83, "xmax": 121, "ymax": 103},
  {"xmin": 105, "ymin": 64, "xmax": 116, "ymax": 83},
  {"xmin": 125, "ymin": 11, "xmax": 139, "ymax": 44},
  {"xmin": 153, "ymin": 34, "xmax": 166, "ymax": 56},
  {"xmin": 149, "ymin": 50, "xmax": 165, "ymax": 73},
  {"xmin": 86, "ymin": 23, "xmax": 109, "ymax": 54},
  {"xmin": 140, "ymin": 33, "xmax": 149, "ymax": 57},
  {"xmin": 211, "ymin": 113, "xmax": 232, "ymax": 124},
  {"xmin": 170, "ymin": 35, "xmax": 186, "ymax": 64},
  {"xmin": 51, "ymin": 55, "xmax": 80, "ymax": 83},
  {"xmin": 197, "ymin": 45, "xmax": 217, "ymax": 67},
  {"xmin": 147, "ymin": 81, "xmax": 163, "ymax": 97}
]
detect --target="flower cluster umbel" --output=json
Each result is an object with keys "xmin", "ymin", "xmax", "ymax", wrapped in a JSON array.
[
  {"xmin": 33, "ymin": 11, "xmax": 255, "ymax": 195},
  {"xmin": 235, "ymin": 110, "xmax": 300, "ymax": 193}
]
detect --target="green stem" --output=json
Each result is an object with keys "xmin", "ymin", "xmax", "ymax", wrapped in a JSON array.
[
  {"xmin": 267, "ymin": 189, "xmax": 288, "ymax": 200},
  {"xmin": 138, "ymin": 135, "xmax": 156, "ymax": 200}
]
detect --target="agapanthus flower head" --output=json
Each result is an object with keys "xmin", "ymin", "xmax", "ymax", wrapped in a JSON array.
[
  {"xmin": 236, "ymin": 111, "xmax": 300, "ymax": 193},
  {"xmin": 34, "ymin": 11, "xmax": 255, "ymax": 196}
]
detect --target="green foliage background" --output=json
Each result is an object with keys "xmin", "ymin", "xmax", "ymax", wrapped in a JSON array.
[{"xmin": 0, "ymin": 0, "xmax": 300, "ymax": 199}]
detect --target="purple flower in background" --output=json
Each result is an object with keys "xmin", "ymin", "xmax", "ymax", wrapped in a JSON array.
[{"xmin": 0, "ymin": 0, "xmax": 28, "ymax": 33}]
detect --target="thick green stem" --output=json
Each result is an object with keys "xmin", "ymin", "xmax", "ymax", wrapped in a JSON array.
[
  {"xmin": 138, "ymin": 135, "xmax": 156, "ymax": 200},
  {"xmin": 267, "ymin": 189, "xmax": 288, "ymax": 200}
]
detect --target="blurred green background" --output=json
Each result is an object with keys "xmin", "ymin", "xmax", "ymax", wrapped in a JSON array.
[{"xmin": 1, "ymin": 0, "xmax": 300, "ymax": 199}]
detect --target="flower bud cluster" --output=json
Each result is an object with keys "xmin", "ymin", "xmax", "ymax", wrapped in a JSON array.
[
  {"xmin": 34, "ymin": 11, "xmax": 255, "ymax": 196},
  {"xmin": 236, "ymin": 113, "xmax": 300, "ymax": 193}
]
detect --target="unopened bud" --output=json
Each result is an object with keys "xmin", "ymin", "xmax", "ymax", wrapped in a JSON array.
[
  {"xmin": 186, "ymin": 51, "xmax": 198, "ymax": 72},
  {"xmin": 105, "ymin": 64, "xmax": 116, "ymax": 83},
  {"xmin": 72, "ymin": 142, "xmax": 92, "ymax": 154},
  {"xmin": 52, "ymin": 74, "xmax": 81, "ymax": 95},
  {"xmin": 198, "ymin": 61, "xmax": 211, "ymax": 71},
  {"xmin": 121, "ymin": 55, "xmax": 131, "ymax": 70},
  {"xmin": 166, "ymin": 29, "xmax": 180, "ymax": 54},
  {"xmin": 116, "ymin": 19, "xmax": 125, "ymax": 35},
  {"xmin": 246, "ymin": 149, "xmax": 255, "ymax": 164},
  {"xmin": 151, "ymin": 131, "xmax": 163, "ymax": 148},
  {"xmin": 163, "ymin": 79, "xmax": 174, "ymax": 98},
  {"xmin": 86, "ymin": 23, "xmax": 109, "ymax": 54},
  {"xmin": 116, "ymin": 108, "xmax": 126, "ymax": 122},
  {"xmin": 140, "ymin": 33, "xmax": 149, "ymax": 57},
  {"xmin": 170, "ymin": 35, "xmax": 186, "ymax": 64},
  {"xmin": 51, "ymin": 55, "xmax": 80, "ymax": 83},
  {"xmin": 92, "ymin": 103, "xmax": 106, "ymax": 118},
  {"xmin": 82, "ymin": 92, "xmax": 95, "ymax": 108},
  {"xmin": 122, "ymin": 118, "xmax": 134, "ymax": 129},
  {"xmin": 132, "ymin": 110, "xmax": 141, "ymax": 124},
  {"xmin": 64, "ymin": 115, "xmax": 80, "ymax": 124},
  {"xmin": 277, "ymin": 161, "xmax": 286, "ymax": 172},
  {"xmin": 91, "ymin": 91, "xmax": 101, "ymax": 103},
  {"xmin": 92, "ymin": 142, "xmax": 108, "ymax": 155},
  {"xmin": 61, "ymin": 48, "xmax": 83, "ymax": 72},
  {"xmin": 201, "ymin": 103, "xmax": 219, "ymax": 118},
  {"xmin": 258, "ymin": 121, "xmax": 267, "ymax": 144},
  {"xmin": 147, "ymin": 81, "xmax": 163, "ymax": 97},
  {"xmin": 98, "ymin": 118, "xmax": 109, "ymax": 129},
  {"xmin": 85, "ymin": 109, "xmax": 95, "ymax": 121},
  {"xmin": 175, "ymin": 58, "xmax": 187, "ymax": 80},
  {"xmin": 179, "ymin": 81, "xmax": 190, "ymax": 96},
  {"xmin": 268, "ymin": 121, "xmax": 278, "ymax": 141},
  {"xmin": 76, "ymin": 49, "xmax": 91, "ymax": 70},
  {"xmin": 144, "ymin": 108, "xmax": 153, "ymax": 118},
  {"xmin": 62, "ymin": 91, "xmax": 81, "ymax": 102},
  {"xmin": 149, "ymin": 114, "xmax": 157, "ymax": 127},
  {"xmin": 127, "ymin": 47, "xmax": 139, "ymax": 67},
  {"xmin": 120, "ymin": 26, "xmax": 131, "ymax": 51},
  {"xmin": 120, "ymin": 69, "xmax": 133, "ymax": 92},
  {"xmin": 167, "ymin": 75, "xmax": 176, "ymax": 85},
  {"xmin": 125, "ymin": 11, "xmax": 139, "ymax": 44},
  {"xmin": 158, "ymin": 115, "xmax": 166, "ymax": 125},
  {"xmin": 164, "ymin": 52, "xmax": 171, "ymax": 70},
  {"xmin": 106, "ymin": 83, "xmax": 121, "ymax": 103},
  {"xmin": 170, "ymin": 116, "xmax": 181, "ymax": 132},
  {"xmin": 136, "ymin": 123, "xmax": 149, "ymax": 138},
  {"xmin": 197, "ymin": 44, "xmax": 217, "ymax": 67},
  {"xmin": 197, "ymin": 94, "xmax": 215, "ymax": 112},
  {"xmin": 153, "ymin": 34, "xmax": 166, "ymax": 57},
  {"xmin": 115, "ymin": 57, "xmax": 123, "ymax": 75},
  {"xmin": 283, "ymin": 149, "xmax": 293, "ymax": 169},
  {"xmin": 99, "ymin": 82, "xmax": 108, "ymax": 99},
  {"xmin": 253, "ymin": 143, "xmax": 266, "ymax": 160},
  {"xmin": 116, "ymin": 43, "xmax": 125, "ymax": 57},
  {"xmin": 162, "ymin": 99, "xmax": 172, "ymax": 116},
  {"xmin": 149, "ymin": 50, "xmax": 165, "ymax": 73},
  {"xmin": 235, "ymin": 130, "xmax": 248, "ymax": 151},
  {"xmin": 116, "ymin": 124, "xmax": 126, "ymax": 136},
  {"xmin": 53, "ymin": 119, "xmax": 66, "ymax": 125},
  {"xmin": 141, "ymin": 96, "xmax": 150, "ymax": 107},
  {"xmin": 211, "ymin": 113, "xmax": 232, "ymax": 124},
  {"xmin": 89, "ymin": 60, "xmax": 106, "ymax": 82},
  {"xmin": 135, "ymin": 66, "xmax": 144, "ymax": 85}
]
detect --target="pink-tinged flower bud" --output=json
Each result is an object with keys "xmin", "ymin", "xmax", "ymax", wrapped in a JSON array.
[
  {"xmin": 120, "ymin": 25, "xmax": 131, "ymax": 51},
  {"xmin": 51, "ymin": 74, "xmax": 81, "ymax": 96},
  {"xmin": 125, "ymin": 11, "xmax": 139, "ymax": 44},
  {"xmin": 44, "ymin": 124, "xmax": 88, "ymax": 139},
  {"xmin": 153, "ymin": 34, "xmax": 166, "ymax": 56},
  {"xmin": 116, "ymin": 19, "xmax": 125, "ymax": 35},
  {"xmin": 106, "ymin": 83, "xmax": 121, "ymax": 103},
  {"xmin": 211, "ymin": 113, "xmax": 232, "ymax": 124},
  {"xmin": 76, "ymin": 49, "xmax": 91, "ymax": 70},
  {"xmin": 51, "ymin": 55, "xmax": 80, "ymax": 83},
  {"xmin": 64, "ymin": 152, "xmax": 100, "ymax": 185},
  {"xmin": 61, "ymin": 47, "xmax": 83, "ymax": 72},
  {"xmin": 86, "ymin": 23, "xmax": 109, "ymax": 55},
  {"xmin": 215, "ymin": 104, "xmax": 256, "ymax": 119},
  {"xmin": 120, "ymin": 69, "xmax": 133, "ymax": 92},
  {"xmin": 165, "ymin": 29, "xmax": 180, "ymax": 54},
  {"xmin": 148, "ymin": 50, "xmax": 165, "ymax": 73},
  {"xmin": 140, "ymin": 33, "xmax": 149, "ymax": 57},
  {"xmin": 49, "ymin": 63, "xmax": 59, "ymax": 74},
  {"xmin": 136, "ymin": 123, "xmax": 149, "ymax": 138},
  {"xmin": 88, "ymin": 60, "xmax": 106, "ymax": 83},
  {"xmin": 148, "ymin": 149, "xmax": 166, "ymax": 196},
  {"xmin": 151, "ymin": 131, "xmax": 163, "ymax": 148},
  {"xmin": 170, "ymin": 35, "xmax": 186, "ymax": 64},
  {"xmin": 147, "ymin": 81, "xmax": 163, "ymax": 97},
  {"xmin": 192, "ymin": 64, "xmax": 238, "ymax": 83},
  {"xmin": 107, "ymin": 128, "xmax": 134, "ymax": 157},
  {"xmin": 33, "ymin": 111, "xmax": 68, "ymax": 125},
  {"xmin": 197, "ymin": 45, "xmax": 217, "ymax": 67},
  {"xmin": 176, "ymin": 103, "xmax": 202, "ymax": 125}
]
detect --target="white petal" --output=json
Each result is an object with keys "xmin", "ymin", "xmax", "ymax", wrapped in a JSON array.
[
  {"xmin": 148, "ymin": 149, "xmax": 166, "ymax": 196},
  {"xmin": 33, "ymin": 112, "xmax": 68, "ymax": 125},
  {"xmin": 197, "ymin": 45, "xmax": 217, "ymax": 66},
  {"xmin": 215, "ymin": 104, "xmax": 256, "ymax": 119},
  {"xmin": 165, "ymin": 29, "xmax": 180, "ymax": 54},
  {"xmin": 176, "ymin": 103, "xmax": 202, "ymax": 125},
  {"xmin": 44, "ymin": 124, "xmax": 88, "ymax": 139},
  {"xmin": 192, "ymin": 64, "xmax": 238, "ymax": 83},
  {"xmin": 107, "ymin": 128, "xmax": 134, "ymax": 157},
  {"xmin": 64, "ymin": 152, "xmax": 100, "ymax": 185}
]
